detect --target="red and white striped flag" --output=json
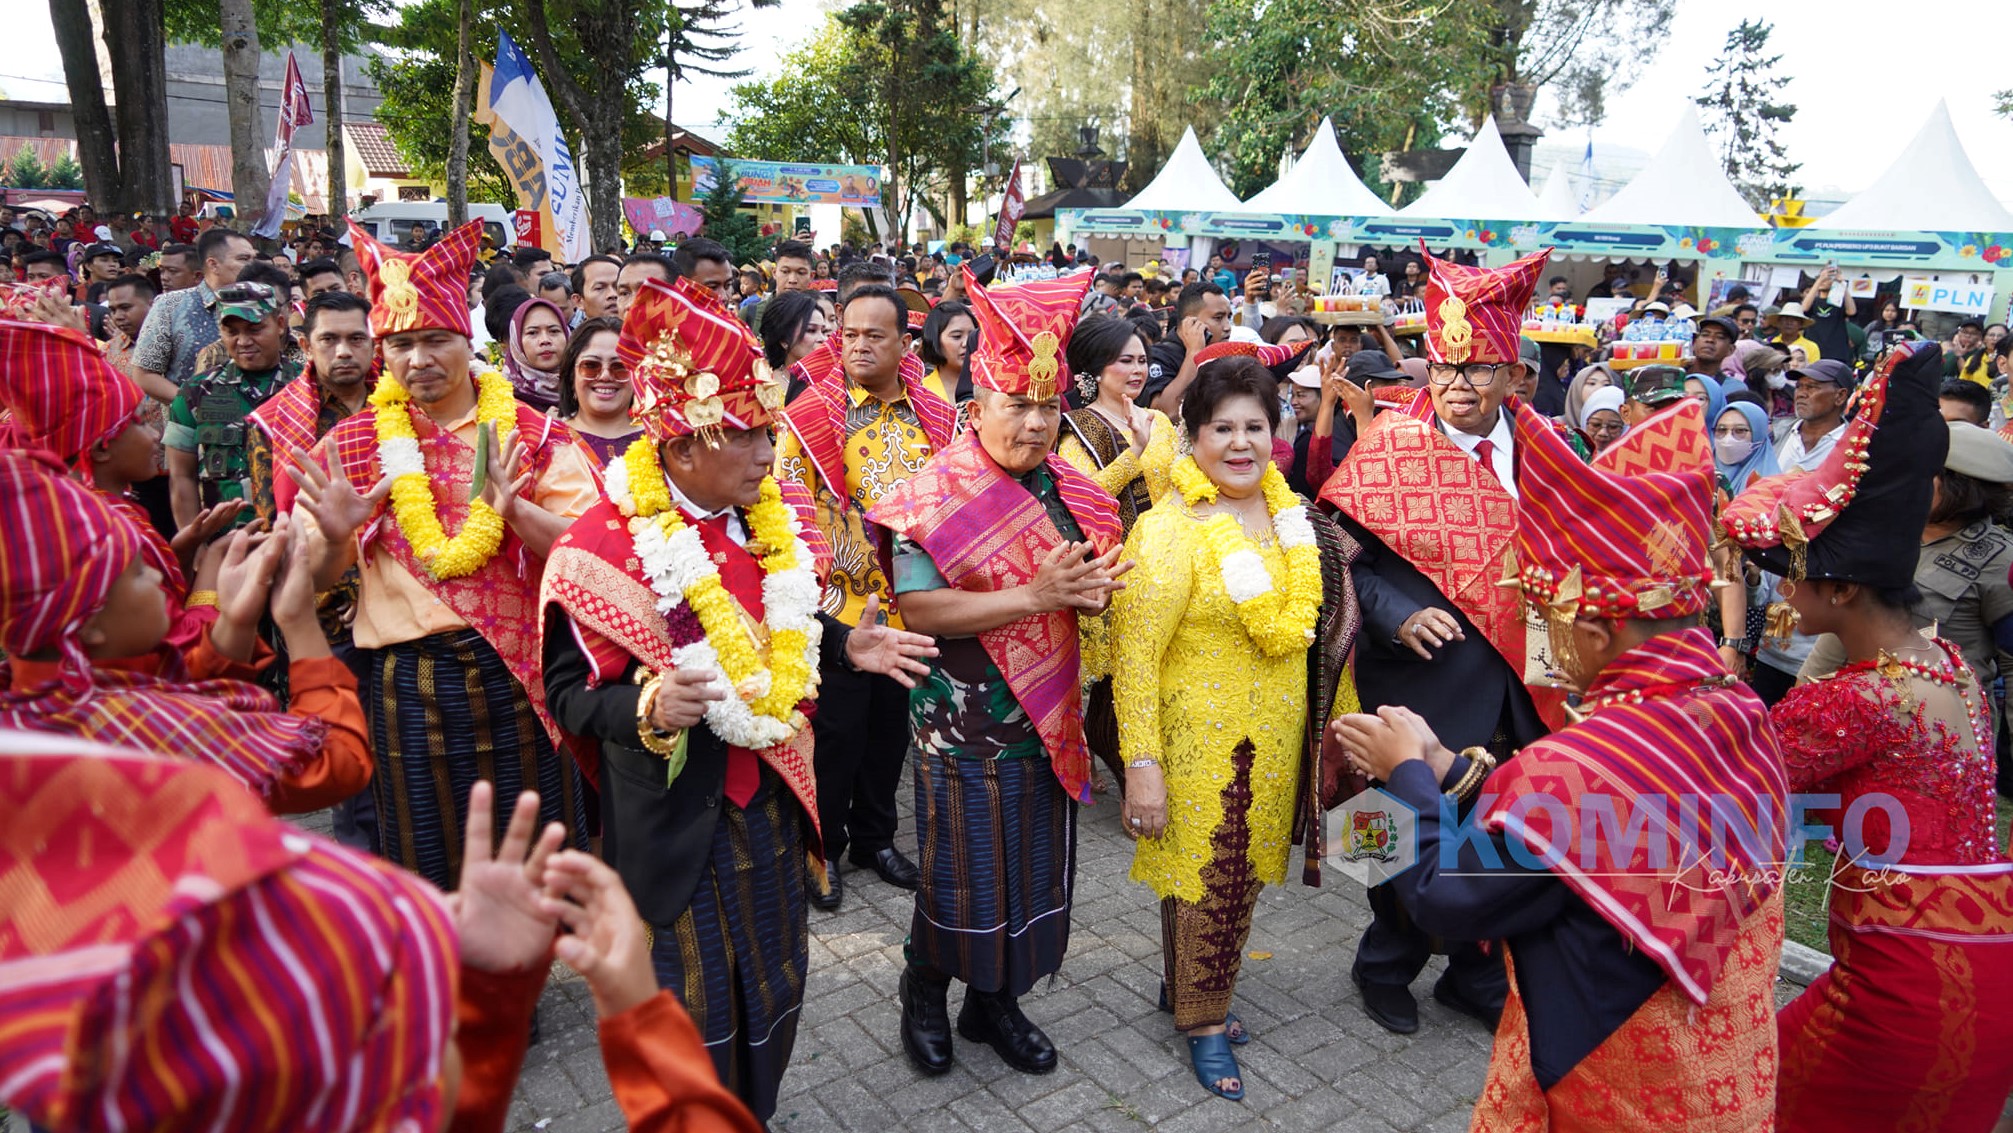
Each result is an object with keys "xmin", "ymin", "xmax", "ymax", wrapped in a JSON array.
[
  {"xmin": 992, "ymin": 161, "xmax": 1024, "ymax": 252},
  {"xmin": 254, "ymin": 52, "xmax": 315, "ymax": 238}
]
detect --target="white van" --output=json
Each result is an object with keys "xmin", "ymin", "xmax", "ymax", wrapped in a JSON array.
[{"xmin": 352, "ymin": 202, "xmax": 516, "ymax": 253}]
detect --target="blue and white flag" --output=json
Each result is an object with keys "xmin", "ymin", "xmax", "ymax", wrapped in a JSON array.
[
  {"xmin": 1577, "ymin": 136, "xmax": 1598, "ymax": 213},
  {"xmin": 488, "ymin": 30, "xmax": 591, "ymax": 261}
]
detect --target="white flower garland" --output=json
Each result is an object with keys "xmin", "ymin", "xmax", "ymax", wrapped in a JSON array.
[{"xmin": 608, "ymin": 455, "xmax": 823, "ymax": 751}]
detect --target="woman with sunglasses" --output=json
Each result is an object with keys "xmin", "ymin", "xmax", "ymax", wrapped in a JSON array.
[{"xmin": 557, "ymin": 316, "xmax": 640, "ymax": 467}]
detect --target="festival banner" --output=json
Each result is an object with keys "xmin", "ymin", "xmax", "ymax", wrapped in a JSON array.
[
  {"xmin": 620, "ymin": 196, "xmax": 705, "ymax": 241},
  {"xmin": 688, "ymin": 155, "xmax": 881, "ymax": 207},
  {"xmin": 253, "ymin": 51, "xmax": 313, "ymax": 239},
  {"xmin": 475, "ymin": 31, "xmax": 591, "ymax": 261},
  {"xmin": 993, "ymin": 160, "xmax": 1024, "ymax": 251}
]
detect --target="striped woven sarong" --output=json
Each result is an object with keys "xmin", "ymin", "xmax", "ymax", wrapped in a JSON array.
[
  {"xmin": 909, "ymin": 747, "xmax": 1077, "ymax": 996},
  {"xmin": 366, "ymin": 629, "xmax": 586, "ymax": 890},
  {"xmin": 647, "ymin": 770, "xmax": 809, "ymax": 1125}
]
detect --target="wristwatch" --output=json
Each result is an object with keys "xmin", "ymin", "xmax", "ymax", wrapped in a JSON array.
[{"xmin": 1717, "ymin": 636, "xmax": 1754, "ymax": 652}]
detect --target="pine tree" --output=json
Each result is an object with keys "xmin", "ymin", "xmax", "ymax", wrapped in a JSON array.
[
  {"xmin": 4, "ymin": 147, "xmax": 49, "ymax": 189},
  {"xmin": 696, "ymin": 161, "xmax": 767, "ymax": 266},
  {"xmin": 45, "ymin": 152, "xmax": 86, "ymax": 190},
  {"xmin": 1695, "ymin": 18, "xmax": 1801, "ymax": 211}
]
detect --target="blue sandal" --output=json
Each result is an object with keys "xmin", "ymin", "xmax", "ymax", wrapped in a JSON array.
[
  {"xmin": 1159, "ymin": 982, "xmax": 1250, "ymax": 1044},
  {"xmin": 1186, "ymin": 1031, "xmax": 1245, "ymax": 1101}
]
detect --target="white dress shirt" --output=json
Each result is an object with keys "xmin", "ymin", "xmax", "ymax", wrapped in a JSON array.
[
  {"xmin": 1440, "ymin": 409, "xmax": 1518, "ymax": 501},
  {"xmin": 670, "ymin": 478, "xmax": 748, "ymax": 545},
  {"xmin": 1774, "ymin": 420, "xmax": 1845, "ymax": 474}
]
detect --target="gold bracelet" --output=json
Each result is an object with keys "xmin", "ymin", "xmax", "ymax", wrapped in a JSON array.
[
  {"xmin": 185, "ymin": 590, "xmax": 219, "ymax": 609},
  {"xmin": 1446, "ymin": 747, "xmax": 1497, "ymax": 803},
  {"xmin": 634, "ymin": 674, "xmax": 683, "ymax": 757}
]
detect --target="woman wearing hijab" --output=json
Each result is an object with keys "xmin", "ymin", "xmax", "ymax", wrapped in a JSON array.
[
  {"xmin": 504, "ymin": 296, "xmax": 570, "ymax": 413},
  {"xmin": 1578, "ymin": 387, "xmax": 1626, "ymax": 453},
  {"xmin": 1712, "ymin": 401, "xmax": 1779, "ymax": 497},
  {"xmin": 1561, "ymin": 363, "xmax": 1617, "ymax": 458}
]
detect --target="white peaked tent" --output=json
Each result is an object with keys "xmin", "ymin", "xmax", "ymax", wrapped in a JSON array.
[
  {"xmin": 1122, "ymin": 126, "xmax": 1244, "ymax": 213},
  {"xmin": 1242, "ymin": 117, "xmax": 1394, "ymax": 217},
  {"xmin": 1578, "ymin": 107, "xmax": 1762, "ymax": 229},
  {"xmin": 1397, "ymin": 117, "xmax": 1562, "ymax": 222},
  {"xmin": 1536, "ymin": 163, "xmax": 1580, "ymax": 219},
  {"xmin": 1814, "ymin": 101, "xmax": 2013, "ymax": 232}
]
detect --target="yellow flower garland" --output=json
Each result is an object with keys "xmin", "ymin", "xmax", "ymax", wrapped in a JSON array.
[
  {"xmin": 371, "ymin": 366, "xmax": 517, "ymax": 579},
  {"xmin": 620, "ymin": 438, "xmax": 816, "ymax": 731},
  {"xmin": 1174, "ymin": 455, "xmax": 1324, "ymax": 657}
]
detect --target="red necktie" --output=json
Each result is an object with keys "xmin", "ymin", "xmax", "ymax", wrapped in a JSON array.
[
  {"xmin": 688, "ymin": 510, "xmax": 762, "ymax": 809},
  {"xmin": 1471, "ymin": 438, "xmax": 1502, "ymax": 487}
]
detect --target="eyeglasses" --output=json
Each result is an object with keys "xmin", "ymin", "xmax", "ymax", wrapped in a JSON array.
[
  {"xmin": 575, "ymin": 358, "xmax": 629, "ymax": 380},
  {"xmin": 1426, "ymin": 362, "xmax": 1508, "ymax": 388}
]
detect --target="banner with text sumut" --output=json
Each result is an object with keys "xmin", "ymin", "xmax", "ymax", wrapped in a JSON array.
[{"xmin": 475, "ymin": 31, "xmax": 591, "ymax": 261}]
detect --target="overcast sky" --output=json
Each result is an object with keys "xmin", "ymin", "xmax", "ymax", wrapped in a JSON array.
[{"xmin": 2, "ymin": 0, "xmax": 2008, "ymax": 204}]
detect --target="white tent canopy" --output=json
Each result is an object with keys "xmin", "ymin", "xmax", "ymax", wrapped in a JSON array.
[
  {"xmin": 1398, "ymin": 117, "xmax": 1561, "ymax": 222},
  {"xmin": 1536, "ymin": 163, "xmax": 1580, "ymax": 220},
  {"xmin": 1242, "ymin": 117, "xmax": 1393, "ymax": 217},
  {"xmin": 1122, "ymin": 126, "xmax": 1244, "ymax": 213},
  {"xmin": 1577, "ymin": 107, "xmax": 1762, "ymax": 229},
  {"xmin": 1814, "ymin": 101, "xmax": 2013, "ymax": 232}
]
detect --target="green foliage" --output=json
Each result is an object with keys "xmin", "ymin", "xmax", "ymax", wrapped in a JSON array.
[
  {"xmin": 4, "ymin": 147, "xmax": 49, "ymax": 189},
  {"xmin": 1996, "ymin": 89, "xmax": 2012, "ymax": 120},
  {"xmin": 44, "ymin": 152, "xmax": 86, "ymax": 190},
  {"xmin": 1199, "ymin": 0, "xmax": 1493, "ymax": 200},
  {"xmin": 696, "ymin": 160, "xmax": 767, "ymax": 264},
  {"xmin": 1477, "ymin": 0, "xmax": 1675, "ymax": 128},
  {"xmin": 1695, "ymin": 18, "xmax": 1801, "ymax": 211},
  {"xmin": 163, "ymin": 0, "xmax": 380, "ymax": 51},
  {"xmin": 724, "ymin": 0, "xmax": 999, "ymax": 239}
]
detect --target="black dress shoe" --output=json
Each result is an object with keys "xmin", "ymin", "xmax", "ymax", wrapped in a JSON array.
[
  {"xmin": 899, "ymin": 967, "xmax": 955, "ymax": 1075},
  {"xmin": 1433, "ymin": 974, "xmax": 1504, "ymax": 1031},
  {"xmin": 1357, "ymin": 980, "xmax": 1419, "ymax": 1034},
  {"xmin": 956, "ymin": 989, "xmax": 1057, "ymax": 1074},
  {"xmin": 852, "ymin": 846, "xmax": 920, "ymax": 890},
  {"xmin": 810, "ymin": 861, "xmax": 843, "ymax": 912}
]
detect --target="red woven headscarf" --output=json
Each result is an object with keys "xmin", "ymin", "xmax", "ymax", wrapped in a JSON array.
[
  {"xmin": 347, "ymin": 218, "xmax": 482, "ymax": 339},
  {"xmin": 619, "ymin": 275, "xmax": 786, "ymax": 439},
  {"xmin": 0, "ymin": 450, "xmax": 147, "ymax": 678},
  {"xmin": 1420, "ymin": 242, "xmax": 1550, "ymax": 365},
  {"xmin": 0, "ymin": 318, "xmax": 142, "ymax": 466}
]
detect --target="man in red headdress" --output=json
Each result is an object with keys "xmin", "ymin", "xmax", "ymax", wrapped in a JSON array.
[
  {"xmin": 1317, "ymin": 245, "xmax": 1559, "ymax": 1036},
  {"xmin": 284, "ymin": 218, "xmax": 601, "ymax": 891},
  {"xmin": 775, "ymin": 276, "xmax": 958, "ymax": 910},
  {"xmin": 868, "ymin": 267, "xmax": 1128, "ymax": 1078},
  {"xmin": 1334, "ymin": 397, "xmax": 1787, "ymax": 1130},
  {"xmin": 540, "ymin": 275, "xmax": 936, "ymax": 1123}
]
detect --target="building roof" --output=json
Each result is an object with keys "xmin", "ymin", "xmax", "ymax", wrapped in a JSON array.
[
  {"xmin": 1241, "ymin": 117, "xmax": 1392, "ymax": 217},
  {"xmin": 344, "ymin": 121, "xmax": 411, "ymax": 179},
  {"xmin": 1813, "ymin": 100, "xmax": 2013, "ymax": 233},
  {"xmin": 1397, "ymin": 116, "xmax": 1561, "ymax": 223},
  {"xmin": 1577, "ymin": 107, "xmax": 1761, "ymax": 229},
  {"xmin": 634, "ymin": 120, "xmax": 722, "ymax": 165}
]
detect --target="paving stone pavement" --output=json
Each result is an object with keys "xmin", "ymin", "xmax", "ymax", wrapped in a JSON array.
[{"xmin": 499, "ymin": 783, "xmax": 1504, "ymax": 1133}]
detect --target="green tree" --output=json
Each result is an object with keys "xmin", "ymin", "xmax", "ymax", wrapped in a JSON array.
[
  {"xmin": 696, "ymin": 160, "xmax": 767, "ymax": 264},
  {"xmin": 1996, "ymin": 90, "xmax": 2011, "ymax": 119},
  {"xmin": 50, "ymin": 0, "xmax": 173, "ymax": 213},
  {"xmin": 367, "ymin": 5, "xmax": 515, "ymax": 204},
  {"xmin": 658, "ymin": 0, "xmax": 779, "ymax": 191},
  {"xmin": 1474, "ymin": 0, "xmax": 1676, "ymax": 130},
  {"xmin": 1200, "ymin": 0, "xmax": 1494, "ymax": 200},
  {"xmin": 1695, "ymin": 18, "xmax": 1801, "ymax": 211},
  {"xmin": 4, "ymin": 147, "xmax": 48, "ymax": 189},
  {"xmin": 45, "ymin": 152, "xmax": 86, "ymax": 190}
]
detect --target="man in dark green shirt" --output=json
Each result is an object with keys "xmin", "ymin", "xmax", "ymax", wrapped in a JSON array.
[{"xmin": 163, "ymin": 281, "xmax": 301, "ymax": 529}]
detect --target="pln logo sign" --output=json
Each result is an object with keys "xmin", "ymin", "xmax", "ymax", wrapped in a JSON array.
[{"xmin": 1325, "ymin": 787, "xmax": 1418, "ymax": 887}]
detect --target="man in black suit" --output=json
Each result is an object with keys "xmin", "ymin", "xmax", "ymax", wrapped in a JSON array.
[{"xmin": 1317, "ymin": 246, "xmax": 1557, "ymax": 1036}]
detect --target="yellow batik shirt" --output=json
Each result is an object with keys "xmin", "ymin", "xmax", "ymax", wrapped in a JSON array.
[{"xmin": 776, "ymin": 385, "xmax": 933, "ymax": 628}]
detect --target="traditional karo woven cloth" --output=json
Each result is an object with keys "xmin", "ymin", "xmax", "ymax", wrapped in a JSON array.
[
  {"xmin": 1510, "ymin": 397, "xmax": 1716, "ymax": 618},
  {"xmin": 247, "ymin": 362, "xmax": 373, "ymax": 456},
  {"xmin": 1191, "ymin": 337, "xmax": 1315, "ymax": 383},
  {"xmin": 1419, "ymin": 241, "xmax": 1550, "ymax": 365},
  {"xmin": 779, "ymin": 335, "xmax": 955, "ymax": 510},
  {"xmin": 1481, "ymin": 628, "xmax": 1790, "ymax": 1005},
  {"xmin": 0, "ymin": 731, "xmax": 458, "ymax": 1133},
  {"xmin": 621, "ymin": 276, "xmax": 788, "ymax": 440},
  {"xmin": 0, "ymin": 450, "xmax": 148, "ymax": 680},
  {"xmin": 0, "ymin": 318, "xmax": 141, "ymax": 465},
  {"xmin": 867, "ymin": 432, "xmax": 1120, "ymax": 803},
  {"xmin": 962, "ymin": 266, "xmax": 1092, "ymax": 399},
  {"xmin": 346, "ymin": 217, "xmax": 482, "ymax": 339},
  {"xmin": 1722, "ymin": 341, "xmax": 1946, "ymax": 588}
]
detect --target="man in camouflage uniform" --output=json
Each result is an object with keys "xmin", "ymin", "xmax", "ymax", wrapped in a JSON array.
[{"xmin": 163, "ymin": 281, "xmax": 303, "ymax": 529}]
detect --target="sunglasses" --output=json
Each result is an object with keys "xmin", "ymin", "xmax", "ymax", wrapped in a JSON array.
[{"xmin": 574, "ymin": 358, "xmax": 630, "ymax": 380}]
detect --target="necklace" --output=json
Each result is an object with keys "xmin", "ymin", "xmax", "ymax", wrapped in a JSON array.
[
  {"xmin": 1574, "ymin": 674, "xmax": 1737, "ymax": 718},
  {"xmin": 605, "ymin": 438, "xmax": 822, "ymax": 751},
  {"xmin": 1170, "ymin": 455, "xmax": 1322, "ymax": 656},
  {"xmin": 372, "ymin": 366, "xmax": 514, "ymax": 579}
]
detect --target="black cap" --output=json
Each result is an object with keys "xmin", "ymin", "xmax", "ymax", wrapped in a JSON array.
[
  {"xmin": 82, "ymin": 241, "xmax": 124, "ymax": 261},
  {"xmin": 1786, "ymin": 358, "xmax": 1856, "ymax": 389},
  {"xmin": 1695, "ymin": 314, "xmax": 1740, "ymax": 341},
  {"xmin": 1343, "ymin": 349, "xmax": 1405, "ymax": 384}
]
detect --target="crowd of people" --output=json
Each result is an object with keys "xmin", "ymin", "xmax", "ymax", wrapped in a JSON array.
[{"xmin": 0, "ymin": 196, "xmax": 2009, "ymax": 1133}]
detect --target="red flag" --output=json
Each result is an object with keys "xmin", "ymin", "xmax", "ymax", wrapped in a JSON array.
[
  {"xmin": 992, "ymin": 161, "xmax": 1024, "ymax": 252},
  {"xmin": 254, "ymin": 51, "xmax": 315, "ymax": 237}
]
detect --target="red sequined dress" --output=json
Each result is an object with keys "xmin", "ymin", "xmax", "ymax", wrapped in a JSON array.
[{"xmin": 1769, "ymin": 634, "xmax": 2013, "ymax": 1133}]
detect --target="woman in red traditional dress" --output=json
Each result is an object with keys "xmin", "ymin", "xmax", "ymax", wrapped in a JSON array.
[{"xmin": 1725, "ymin": 340, "xmax": 2013, "ymax": 1133}]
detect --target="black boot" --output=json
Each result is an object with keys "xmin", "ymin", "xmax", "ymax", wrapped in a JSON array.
[
  {"xmin": 899, "ymin": 966, "xmax": 955, "ymax": 1075},
  {"xmin": 956, "ymin": 987, "xmax": 1057, "ymax": 1074}
]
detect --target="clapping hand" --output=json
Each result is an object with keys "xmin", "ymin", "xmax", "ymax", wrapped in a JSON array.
[
  {"xmin": 209, "ymin": 525, "xmax": 285, "ymax": 663},
  {"xmin": 168, "ymin": 499, "xmax": 245, "ymax": 577},
  {"xmin": 285, "ymin": 445, "xmax": 390, "ymax": 543},
  {"xmin": 1029, "ymin": 542, "xmax": 1134, "ymax": 614},
  {"xmin": 843, "ymin": 593, "xmax": 939, "ymax": 688},
  {"xmin": 453, "ymin": 781, "xmax": 567, "ymax": 974},
  {"xmin": 539, "ymin": 850, "xmax": 660, "ymax": 1019},
  {"xmin": 478, "ymin": 428, "xmax": 534, "ymax": 525}
]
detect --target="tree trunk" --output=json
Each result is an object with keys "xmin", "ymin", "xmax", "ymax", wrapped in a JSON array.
[
  {"xmin": 321, "ymin": 0, "xmax": 347, "ymax": 219},
  {"xmin": 585, "ymin": 118, "xmax": 623, "ymax": 252},
  {"xmin": 219, "ymin": 0, "xmax": 270, "ymax": 233},
  {"xmin": 48, "ymin": 0, "xmax": 119, "ymax": 211},
  {"xmin": 948, "ymin": 161, "xmax": 965, "ymax": 231},
  {"xmin": 104, "ymin": 0, "xmax": 172, "ymax": 215},
  {"xmin": 664, "ymin": 41, "xmax": 676, "ymax": 193},
  {"xmin": 446, "ymin": 0, "xmax": 473, "ymax": 227},
  {"xmin": 518, "ymin": 0, "xmax": 622, "ymax": 252},
  {"xmin": 1123, "ymin": 0, "xmax": 1154, "ymax": 195}
]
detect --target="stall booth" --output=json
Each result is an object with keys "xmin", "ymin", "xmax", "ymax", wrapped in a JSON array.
[
  {"xmin": 1061, "ymin": 126, "xmax": 1247, "ymax": 273},
  {"xmin": 1736, "ymin": 102, "xmax": 2013, "ymax": 339}
]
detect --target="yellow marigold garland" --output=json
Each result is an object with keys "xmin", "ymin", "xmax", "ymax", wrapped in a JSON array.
[
  {"xmin": 372, "ymin": 366, "xmax": 517, "ymax": 579},
  {"xmin": 1174, "ymin": 455, "xmax": 1323, "ymax": 657}
]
